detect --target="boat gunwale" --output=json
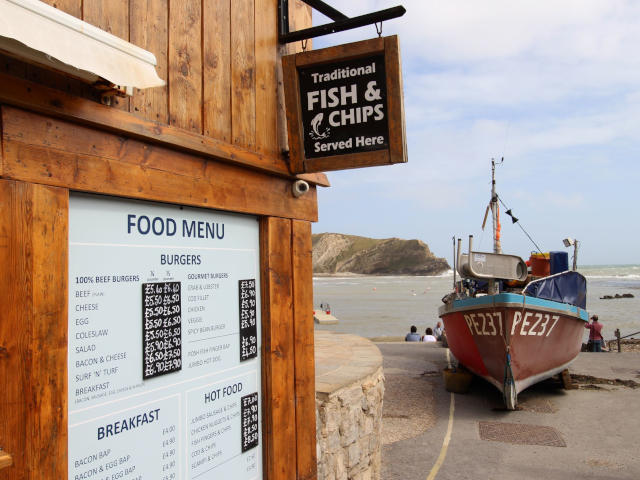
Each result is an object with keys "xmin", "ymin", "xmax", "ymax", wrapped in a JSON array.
[{"xmin": 438, "ymin": 292, "xmax": 589, "ymax": 321}]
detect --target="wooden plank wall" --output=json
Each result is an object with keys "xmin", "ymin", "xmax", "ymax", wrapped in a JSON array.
[
  {"xmin": 169, "ymin": 0, "xmax": 202, "ymax": 132},
  {"xmin": 130, "ymin": 0, "xmax": 169, "ymax": 123},
  {"xmin": 38, "ymin": 0, "xmax": 310, "ymax": 161},
  {"xmin": 0, "ymin": 106, "xmax": 318, "ymax": 222},
  {"xmin": 0, "ymin": 3, "xmax": 319, "ymax": 480}
]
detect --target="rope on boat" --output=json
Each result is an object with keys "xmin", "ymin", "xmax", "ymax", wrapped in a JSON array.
[
  {"xmin": 501, "ymin": 296, "xmax": 523, "ymax": 406},
  {"xmin": 503, "ymin": 347, "xmax": 515, "ymax": 403}
]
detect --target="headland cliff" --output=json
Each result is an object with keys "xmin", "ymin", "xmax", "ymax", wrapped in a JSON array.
[{"xmin": 312, "ymin": 233, "xmax": 450, "ymax": 276}]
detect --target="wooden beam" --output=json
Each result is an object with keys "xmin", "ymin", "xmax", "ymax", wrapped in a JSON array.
[
  {"xmin": 293, "ymin": 37, "xmax": 384, "ymax": 67},
  {"xmin": 0, "ymin": 71, "xmax": 328, "ymax": 186},
  {"xmin": 304, "ymin": 150, "xmax": 391, "ymax": 173},
  {"xmin": 1, "ymin": 106, "xmax": 319, "ymax": 222},
  {"xmin": 298, "ymin": 172, "xmax": 330, "ymax": 186},
  {"xmin": 292, "ymin": 220, "xmax": 317, "ymax": 480},
  {"xmin": 261, "ymin": 217, "xmax": 297, "ymax": 480},
  {"xmin": 0, "ymin": 179, "xmax": 68, "ymax": 479}
]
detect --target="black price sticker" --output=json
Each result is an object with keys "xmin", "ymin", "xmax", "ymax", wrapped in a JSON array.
[
  {"xmin": 142, "ymin": 282, "xmax": 182, "ymax": 379},
  {"xmin": 240, "ymin": 392, "xmax": 259, "ymax": 453},
  {"xmin": 238, "ymin": 279, "xmax": 258, "ymax": 362}
]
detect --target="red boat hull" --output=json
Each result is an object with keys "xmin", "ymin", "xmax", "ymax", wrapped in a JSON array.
[{"xmin": 439, "ymin": 294, "xmax": 587, "ymax": 395}]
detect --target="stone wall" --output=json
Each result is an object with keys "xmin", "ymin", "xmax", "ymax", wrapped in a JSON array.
[{"xmin": 314, "ymin": 332, "xmax": 385, "ymax": 480}]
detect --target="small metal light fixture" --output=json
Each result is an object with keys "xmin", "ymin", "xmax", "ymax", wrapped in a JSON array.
[
  {"xmin": 563, "ymin": 238, "xmax": 578, "ymax": 270},
  {"xmin": 292, "ymin": 180, "xmax": 310, "ymax": 198}
]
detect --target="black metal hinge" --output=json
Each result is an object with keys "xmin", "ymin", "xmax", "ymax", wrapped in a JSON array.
[{"xmin": 278, "ymin": 0, "xmax": 406, "ymax": 44}]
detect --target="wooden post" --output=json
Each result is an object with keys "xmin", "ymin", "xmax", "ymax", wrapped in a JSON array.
[
  {"xmin": 261, "ymin": 217, "xmax": 297, "ymax": 480},
  {"xmin": 560, "ymin": 369, "xmax": 576, "ymax": 390},
  {"xmin": 261, "ymin": 217, "xmax": 317, "ymax": 480},
  {"xmin": 292, "ymin": 220, "xmax": 317, "ymax": 480},
  {"xmin": 615, "ymin": 328, "xmax": 621, "ymax": 353},
  {"xmin": 0, "ymin": 180, "xmax": 68, "ymax": 479}
]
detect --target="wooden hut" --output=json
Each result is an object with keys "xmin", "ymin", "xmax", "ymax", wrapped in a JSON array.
[{"xmin": 0, "ymin": 1, "xmax": 323, "ymax": 479}]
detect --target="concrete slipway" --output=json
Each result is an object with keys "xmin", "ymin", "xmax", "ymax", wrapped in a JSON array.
[{"xmin": 377, "ymin": 343, "xmax": 640, "ymax": 480}]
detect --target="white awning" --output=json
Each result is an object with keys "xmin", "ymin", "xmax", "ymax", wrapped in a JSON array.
[{"xmin": 0, "ymin": 0, "xmax": 165, "ymax": 91}]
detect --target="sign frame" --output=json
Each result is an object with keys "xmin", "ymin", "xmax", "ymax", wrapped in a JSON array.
[
  {"xmin": 67, "ymin": 193, "xmax": 264, "ymax": 480},
  {"xmin": 282, "ymin": 36, "xmax": 407, "ymax": 174}
]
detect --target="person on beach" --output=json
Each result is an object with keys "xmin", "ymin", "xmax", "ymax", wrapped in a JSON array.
[
  {"xmin": 405, "ymin": 325, "xmax": 421, "ymax": 342},
  {"xmin": 422, "ymin": 327, "xmax": 437, "ymax": 342},
  {"xmin": 434, "ymin": 322, "xmax": 444, "ymax": 341},
  {"xmin": 585, "ymin": 315, "xmax": 604, "ymax": 352}
]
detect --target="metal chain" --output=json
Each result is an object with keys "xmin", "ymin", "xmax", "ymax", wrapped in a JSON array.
[
  {"xmin": 375, "ymin": 21, "xmax": 383, "ymax": 37},
  {"xmin": 301, "ymin": 39, "xmax": 308, "ymax": 51}
]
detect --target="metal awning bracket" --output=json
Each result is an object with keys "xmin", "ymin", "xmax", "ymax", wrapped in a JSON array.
[{"xmin": 278, "ymin": 0, "xmax": 405, "ymax": 44}]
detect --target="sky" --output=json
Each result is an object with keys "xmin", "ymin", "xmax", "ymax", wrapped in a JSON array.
[{"xmin": 309, "ymin": 0, "xmax": 640, "ymax": 266}]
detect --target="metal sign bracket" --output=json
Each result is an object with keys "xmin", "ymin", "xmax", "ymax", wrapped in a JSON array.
[{"xmin": 278, "ymin": 0, "xmax": 405, "ymax": 44}]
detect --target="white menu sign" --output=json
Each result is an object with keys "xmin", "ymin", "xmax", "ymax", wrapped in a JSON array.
[{"xmin": 68, "ymin": 193, "xmax": 262, "ymax": 480}]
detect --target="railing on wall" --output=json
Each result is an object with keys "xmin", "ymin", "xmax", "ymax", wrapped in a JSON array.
[{"xmin": 613, "ymin": 329, "xmax": 640, "ymax": 353}]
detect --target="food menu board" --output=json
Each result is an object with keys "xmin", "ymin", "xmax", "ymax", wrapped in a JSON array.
[{"xmin": 68, "ymin": 193, "xmax": 262, "ymax": 480}]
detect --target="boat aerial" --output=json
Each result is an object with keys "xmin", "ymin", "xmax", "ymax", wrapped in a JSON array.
[{"xmin": 439, "ymin": 159, "xmax": 588, "ymax": 409}]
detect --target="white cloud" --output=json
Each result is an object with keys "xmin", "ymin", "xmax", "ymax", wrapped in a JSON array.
[
  {"xmin": 391, "ymin": 1, "xmax": 640, "ymax": 63},
  {"xmin": 311, "ymin": 1, "xmax": 640, "ymax": 263},
  {"xmin": 541, "ymin": 191, "xmax": 585, "ymax": 208}
]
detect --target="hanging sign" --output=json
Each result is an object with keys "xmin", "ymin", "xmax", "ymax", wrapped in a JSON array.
[{"xmin": 283, "ymin": 36, "xmax": 407, "ymax": 173}]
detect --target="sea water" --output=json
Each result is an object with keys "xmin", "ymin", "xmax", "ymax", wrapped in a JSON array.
[{"xmin": 313, "ymin": 265, "xmax": 640, "ymax": 342}]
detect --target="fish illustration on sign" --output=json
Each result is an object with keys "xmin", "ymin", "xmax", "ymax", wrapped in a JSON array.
[{"xmin": 309, "ymin": 112, "xmax": 330, "ymax": 140}]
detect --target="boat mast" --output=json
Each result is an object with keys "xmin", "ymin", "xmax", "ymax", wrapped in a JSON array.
[{"xmin": 491, "ymin": 159, "xmax": 502, "ymax": 254}]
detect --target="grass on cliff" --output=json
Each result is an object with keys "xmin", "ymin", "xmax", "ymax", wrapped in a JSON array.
[{"xmin": 312, "ymin": 233, "xmax": 380, "ymax": 272}]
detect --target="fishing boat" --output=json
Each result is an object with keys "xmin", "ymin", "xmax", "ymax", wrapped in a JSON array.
[
  {"xmin": 314, "ymin": 303, "xmax": 338, "ymax": 325},
  {"xmin": 438, "ymin": 160, "xmax": 588, "ymax": 409}
]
